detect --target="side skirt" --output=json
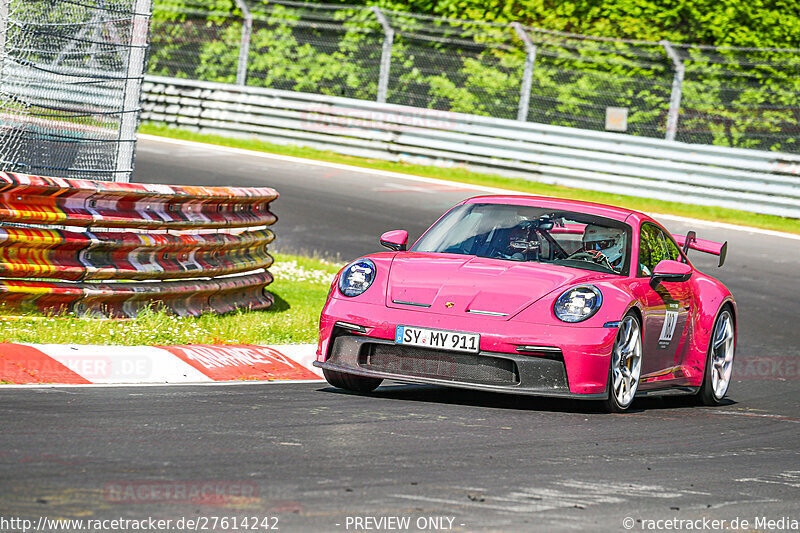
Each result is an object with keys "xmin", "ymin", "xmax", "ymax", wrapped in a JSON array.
[{"xmin": 635, "ymin": 386, "xmax": 699, "ymax": 397}]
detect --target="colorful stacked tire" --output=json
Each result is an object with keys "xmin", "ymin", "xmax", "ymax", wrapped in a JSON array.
[{"xmin": 0, "ymin": 172, "xmax": 279, "ymax": 317}]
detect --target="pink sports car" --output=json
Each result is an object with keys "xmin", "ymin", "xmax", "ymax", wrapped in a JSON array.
[{"xmin": 314, "ymin": 196, "xmax": 736, "ymax": 412}]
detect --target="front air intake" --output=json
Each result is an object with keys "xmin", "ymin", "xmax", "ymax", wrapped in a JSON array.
[{"xmin": 359, "ymin": 344, "xmax": 520, "ymax": 386}]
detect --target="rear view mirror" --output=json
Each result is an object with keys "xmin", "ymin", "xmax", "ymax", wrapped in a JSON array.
[
  {"xmin": 380, "ymin": 230, "xmax": 408, "ymax": 252},
  {"xmin": 538, "ymin": 221, "xmax": 554, "ymax": 231},
  {"xmin": 651, "ymin": 259, "xmax": 692, "ymax": 287}
]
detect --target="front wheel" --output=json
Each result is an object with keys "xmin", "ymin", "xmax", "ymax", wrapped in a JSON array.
[
  {"xmin": 697, "ymin": 307, "xmax": 735, "ymax": 405},
  {"xmin": 322, "ymin": 368, "xmax": 383, "ymax": 393},
  {"xmin": 602, "ymin": 312, "xmax": 643, "ymax": 412}
]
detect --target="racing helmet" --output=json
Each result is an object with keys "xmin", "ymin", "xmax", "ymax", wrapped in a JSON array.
[{"xmin": 582, "ymin": 225, "xmax": 625, "ymax": 266}]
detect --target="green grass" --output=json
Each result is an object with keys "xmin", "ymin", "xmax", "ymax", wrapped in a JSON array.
[
  {"xmin": 141, "ymin": 122, "xmax": 800, "ymax": 235},
  {"xmin": 0, "ymin": 253, "xmax": 339, "ymax": 346}
]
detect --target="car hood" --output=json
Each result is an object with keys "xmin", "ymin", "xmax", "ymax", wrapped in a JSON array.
[{"xmin": 386, "ymin": 253, "xmax": 610, "ymax": 319}]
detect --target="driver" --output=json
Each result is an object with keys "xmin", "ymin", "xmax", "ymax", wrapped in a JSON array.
[{"xmin": 571, "ymin": 225, "xmax": 625, "ymax": 271}]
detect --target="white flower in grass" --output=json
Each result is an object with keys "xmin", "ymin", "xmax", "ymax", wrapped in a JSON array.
[{"xmin": 269, "ymin": 260, "xmax": 335, "ymax": 284}]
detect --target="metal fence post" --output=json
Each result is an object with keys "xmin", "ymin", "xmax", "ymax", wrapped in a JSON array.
[
  {"xmin": 0, "ymin": 0, "xmax": 8, "ymax": 77},
  {"xmin": 233, "ymin": 0, "xmax": 252, "ymax": 86},
  {"xmin": 512, "ymin": 22, "xmax": 536, "ymax": 122},
  {"xmin": 371, "ymin": 6, "xmax": 393, "ymax": 104},
  {"xmin": 115, "ymin": 0, "xmax": 152, "ymax": 183},
  {"xmin": 661, "ymin": 40, "xmax": 684, "ymax": 142}
]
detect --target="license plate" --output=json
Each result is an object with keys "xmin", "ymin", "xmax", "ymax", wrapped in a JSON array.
[{"xmin": 395, "ymin": 325, "xmax": 480, "ymax": 353}]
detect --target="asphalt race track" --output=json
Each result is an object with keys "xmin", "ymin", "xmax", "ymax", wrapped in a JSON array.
[{"xmin": 1, "ymin": 136, "xmax": 798, "ymax": 532}]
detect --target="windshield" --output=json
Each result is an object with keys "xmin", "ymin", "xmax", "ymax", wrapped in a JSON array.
[{"xmin": 411, "ymin": 203, "xmax": 632, "ymax": 275}]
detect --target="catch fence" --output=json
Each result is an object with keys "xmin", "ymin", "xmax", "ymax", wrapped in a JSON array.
[
  {"xmin": 0, "ymin": 0, "xmax": 152, "ymax": 181},
  {"xmin": 147, "ymin": 0, "xmax": 799, "ymax": 153}
]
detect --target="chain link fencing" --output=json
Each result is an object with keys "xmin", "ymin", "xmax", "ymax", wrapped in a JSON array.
[
  {"xmin": 147, "ymin": 0, "xmax": 799, "ymax": 154},
  {"xmin": 0, "ymin": 0, "xmax": 151, "ymax": 181}
]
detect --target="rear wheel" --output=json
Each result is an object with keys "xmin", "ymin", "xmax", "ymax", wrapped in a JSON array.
[
  {"xmin": 602, "ymin": 312, "xmax": 643, "ymax": 413},
  {"xmin": 322, "ymin": 368, "xmax": 382, "ymax": 393},
  {"xmin": 697, "ymin": 307, "xmax": 735, "ymax": 405}
]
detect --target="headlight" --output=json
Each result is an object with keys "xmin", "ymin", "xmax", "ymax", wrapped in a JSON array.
[
  {"xmin": 553, "ymin": 285, "xmax": 602, "ymax": 323},
  {"xmin": 338, "ymin": 259, "xmax": 376, "ymax": 297}
]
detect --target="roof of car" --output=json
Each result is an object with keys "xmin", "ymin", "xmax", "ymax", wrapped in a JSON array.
[{"xmin": 462, "ymin": 195, "xmax": 645, "ymax": 224}]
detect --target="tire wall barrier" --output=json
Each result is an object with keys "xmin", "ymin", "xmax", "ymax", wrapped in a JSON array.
[{"xmin": 0, "ymin": 172, "xmax": 279, "ymax": 318}]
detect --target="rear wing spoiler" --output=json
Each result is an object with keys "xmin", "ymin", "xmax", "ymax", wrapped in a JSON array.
[{"xmin": 673, "ymin": 231, "xmax": 728, "ymax": 267}]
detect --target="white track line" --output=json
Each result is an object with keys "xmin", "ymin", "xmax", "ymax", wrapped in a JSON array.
[
  {"xmin": 707, "ymin": 409, "xmax": 800, "ymax": 424},
  {"xmin": 139, "ymin": 134, "xmax": 507, "ymax": 193},
  {"xmin": 140, "ymin": 134, "xmax": 800, "ymax": 241}
]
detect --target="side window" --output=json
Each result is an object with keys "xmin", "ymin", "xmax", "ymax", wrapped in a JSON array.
[
  {"xmin": 639, "ymin": 223, "xmax": 682, "ymax": 277},
  {"xmin": 638, "ymin": 225, "xmax": 656, "ymax": 276},
  {"xmin": 658, "ymin": 231, "xmax": 682, "ymax": 262}
]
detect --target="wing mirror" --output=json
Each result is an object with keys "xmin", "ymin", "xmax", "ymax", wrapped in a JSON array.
[
  {"xmin": 650, "ymin": 259, "xmax": 692, "ymax": 287},
  {"xmin": 380, "ymin": 230, "xmax": 408, "ymax": 252}
]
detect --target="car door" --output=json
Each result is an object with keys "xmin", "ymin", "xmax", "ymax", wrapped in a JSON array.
[{"xmin": 636, "ymin": 223, "xmax": 694, "ymax": 381}]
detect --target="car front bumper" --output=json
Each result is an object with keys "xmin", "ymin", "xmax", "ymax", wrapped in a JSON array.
[{"xmin": 316, "ymin": 298, "xmax": 618, "ymax": 397}]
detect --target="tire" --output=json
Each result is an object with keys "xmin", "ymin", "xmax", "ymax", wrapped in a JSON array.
[
  {"xmin": 697, "ymin": 306, "xmax": 735, "ymax": 405},
  {"xmin": 322, "ymin": 368, "xmax": 382, "ymax": 393},
  {"xmin": 602, "ymin": 312, "xmax": 643, "ymax": 413}
]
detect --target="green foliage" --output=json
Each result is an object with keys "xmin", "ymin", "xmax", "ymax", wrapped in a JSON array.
[
  {"xmin": 149, "ymin": 0, "xmax": 799, "ymax": 152},
  {"xmin": 362, "ymin": 0, "xmax": 800, "ymax": 48}
]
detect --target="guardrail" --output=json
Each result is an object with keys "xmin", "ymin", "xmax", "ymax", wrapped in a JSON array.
[
  {"xmin": 0, "ymin": 172, "xmax": 279, "ymax": 318},
  {"xmin": 141, "ymin": 75, "xmax": 800, "ymax": 219}
]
